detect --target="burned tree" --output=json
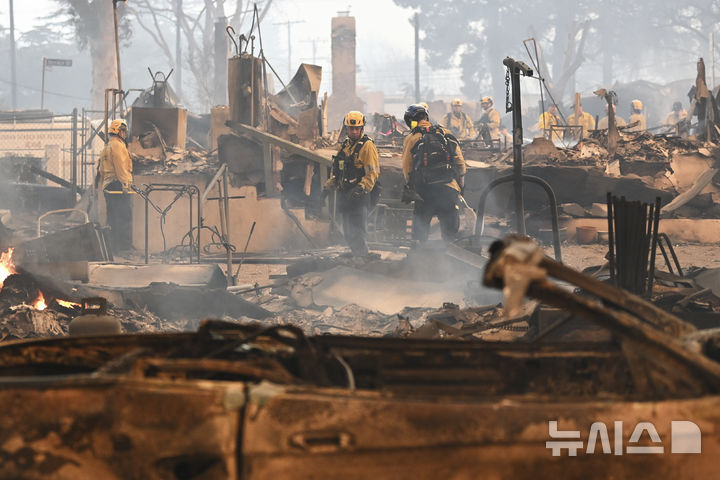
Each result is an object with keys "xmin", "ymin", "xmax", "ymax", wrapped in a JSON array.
[{"xmin": 53, "ymin": 0, "xmax": 131, "ymax": 109}]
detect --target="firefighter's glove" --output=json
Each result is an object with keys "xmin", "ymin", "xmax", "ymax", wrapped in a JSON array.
[
  {"xmin": 350, "ymin": 185, "xmax": 367, "ymax": 201},
  {"xmin": 323, "ymin": 177, "xmax": 337, "ymax": 192},
  {"xmin": 401, "ymin": 184, "xmax": 415, "ymax": 204}
]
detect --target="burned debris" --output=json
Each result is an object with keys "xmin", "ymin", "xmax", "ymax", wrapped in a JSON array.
[{"xmin": 7, "ymin": 1, "xmax": 720, "ymax": 477}]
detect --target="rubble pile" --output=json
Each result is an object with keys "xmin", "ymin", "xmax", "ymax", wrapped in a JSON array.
[
  {"xmin": 108, "ymin": 306, "xmax": 185, "ymax": 334},
  {"xmin": 131, "ymin": 146, "xmax": 218, "ymax": 176},
  {"xmin": 0, "ymin": 305, "xmax": 69, "ymax": 341}
]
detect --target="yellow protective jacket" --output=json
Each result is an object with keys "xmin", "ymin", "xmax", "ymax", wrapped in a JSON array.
[
  {"xmin": 627, "ymin": 113, "xmax": 647, "ymax": 132},
  {"xmin": 537, "ymin": 111, "xmax": 562, "ymax": 141},
  {"xmin": 440, "ymin": 111, "xmax": 477, "ymax": 140},
  {"xmin": 477, "ymin": 108, "xmax": 501, "ymax": 139},
  {"xmin": 326, "ymin": 134, "xmax": 379, "ymax": 193},
  {"xmin": 99, "ymin": 135, "xmax": 132, "ymax": 190},
  {"xmin": 664, "ymin": 110, "xmax": 687, "ymax": 126},
  {"xmin": 566, "ymin": 112, "xmax": 596, "ymax": 135},
  {"xmin": 402, "ymin": 119, "xmax": 466, "ymax": 192},
  {"xmin": 597, "ymin": 115, "xmax": 627, "ymax": 130}
]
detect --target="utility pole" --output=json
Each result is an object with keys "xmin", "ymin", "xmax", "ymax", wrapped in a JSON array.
[
  {"xmin": 274, "ymin": 20, "xmax": 305, "ymax": 81},
  {"xmin": 176, "ymin": 0, "xmax": 182, "ymax": 101},
  {"xmin": 300, "ymin": 38, "xmax": 328, "ymax": 65},
  {"xmin": 9, "ymin": 0, "xmax": 17, "ymax": 110},
  {"xmin": 112, "ymin": 0, "xmax": 126, "ymax": 91},
  {"xmin": 413, "ymin": 13, "xmax": 420, "ymax": 103}
]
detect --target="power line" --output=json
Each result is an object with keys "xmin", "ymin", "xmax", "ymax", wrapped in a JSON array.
[{"xmin": 0, "ymin": 76, "xmax": 91, "ymax": 101}]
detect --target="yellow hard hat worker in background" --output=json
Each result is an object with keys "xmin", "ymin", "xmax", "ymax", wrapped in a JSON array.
[
  {"xmin": 477, "ymin": 96, "xmax": 501, "ymax": 142},
  {"xmin": 628, "ymin": 99, "xmax": 646, "ymax": 132},
  {"xmin": 441, "ymin": 98, "xmax": 476, "ymax": 139}
]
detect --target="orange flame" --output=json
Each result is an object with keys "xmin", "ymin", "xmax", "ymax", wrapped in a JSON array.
[
  {"xmin": 33, "ymin": 291, "xmax": 47, "ymax": 311},
  {"xmin": 57, "ymin": 299, "xmax": 81, "ymax": 309},
  {"xmin": 0, "ymin": 248, "xmax": 16, "ymax": 288}
]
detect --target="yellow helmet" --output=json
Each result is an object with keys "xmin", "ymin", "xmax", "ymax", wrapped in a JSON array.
[
  {"xmin": 419, "ymin": 102, "xmax": 429, "ymax": 111},
  {"xmin": 481, "ymin": 96, "xmax": 493, "ymax": 106},
  {"xmin": 631, "ymin": 99, "xmax": 643, "ymax": 110},
  {"xmin": 451, "ymin": 98, "xmax": 463, "ymax": 107},
  {"xmin": 344, "ymin": 111, "xmax": 365, "ymax": 127},
  {"xmin": 109, "ymin": 119, "xmax": 128, "ymax": 135}
]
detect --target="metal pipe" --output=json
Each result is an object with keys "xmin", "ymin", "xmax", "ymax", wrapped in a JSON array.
[
  {"xmin": 659, "ymin": 233, "xmax": 683, "ymax": 276},
  {"xmin": 72, "ymin": 108, "xmax": 78, "ymax": 194},
  {"xmin": 201, "ymin": 163, "xmax": 228, "ymax": 204},
  {"xmin": 222, "ymin": 169, "xmax": 233, "ymax": 286},
  {"xmin": 112, "ymin": 0, "xmax": 123, "ymax": 91},
  {"xmin": 648, "ymin": 196, "xmax": 662, "ymax": 297},
  {"xmin": 41, "ymin": 57, "xmax": 46, "ymax": 110},
  {"xmin": 474, "ymin": 173, "xmax": 562, "ymax": 262},
  {"xmin": 9, "ymin": 0, "xmax": 16, "ymax": 110},
  {"xmin": 511, "ymin": 63, "xmax": 525, "ymax": 235},
  {"xmin": 189, "ymin": 189, "xmax": 193, "ymax": 264},
  {"xmin": 606, "ymin": 192, "xmax": 615, "ymax": 285},
  {"xmin": 414, "ymin": 13, "xmax": 420, "ymax": 103},
  {"xmin": 145, "ymin": 194, "xmax": 149, "ymax": 264}
]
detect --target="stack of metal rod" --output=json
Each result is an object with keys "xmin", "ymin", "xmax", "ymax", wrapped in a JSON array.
[{"xmin": 606, "ymin": 194, "xmax": 661, "ymax": 296}]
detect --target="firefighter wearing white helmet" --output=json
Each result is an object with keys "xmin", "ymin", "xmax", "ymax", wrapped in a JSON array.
[
  {"xmin": 627, "ymin": 99, "xmax": 646, "ymax": 132},
  {"xmin": 324, "ymin": 111, "xmax": 380, "ymax": 258},
  {"xmin": 99, "ymin": 118, "xmax": 134, "ymax": 254},
  {"xmin": 476, "ymin": 96, "xmax": 501, "ymax": 141},
  {"xmin": 440, "ymin": 98, "xmax": 477, "ymax": 140}
]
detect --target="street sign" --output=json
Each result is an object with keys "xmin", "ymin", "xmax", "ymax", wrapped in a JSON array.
[
  {"xmin": 44, "ymin": 58, "xmax": 72, "ymax": 67},
  {"xmin": 41, "ymin": 58, "xmax": 74, "ymax": 109}
]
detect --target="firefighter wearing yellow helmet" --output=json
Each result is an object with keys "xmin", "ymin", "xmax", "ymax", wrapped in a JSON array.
[
  {"xmin": 99, "ymin": 118, "xmax": 134, "ymax": 254},
  {"xmin": 476, "ymin": 96, "xmax": 501, "ymax": 141},
  {"xmin": 440, "ymin": 98, "xmax": 477, "ymax": 140},
  {"xmin": 627, "ymin": 99, "xmax": 646, "ymax": 132},
  {"xmin": 325, "ymin": 111, "xmax": 380, "ymax": 257}
]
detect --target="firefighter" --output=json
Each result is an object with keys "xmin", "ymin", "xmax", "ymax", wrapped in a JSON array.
[
  {"xmin": 476, "ymin": 96, "xmax": 501, "ymax": 142},
  {"xmin": 537, "ymin": 104, "xmax": 561, "ymax": 140},
  {"xmin": 99, "ymin": 118, "xmax": 134, "ymax": 254},
  {"xmin": 627, "ymin": 99, "xmax": 647, "ymax": 132},
  {"xmin": 566, "ymin": 103, "xmax": 596, "ymax": 137},
  {"xmin": 420, "ymin": 102, "xmax": 438, "ymax": 124},
  {"xmin": 325, "ymin": 111, "xmax": 380, "ymax": 257},
  {"xmin": 598, "ymin": 104, "xmax": 627, "ymax": 130},
  {"xmin": 402, "ymin": 104, "xmax": 466, "ymax": 243},
  {"xmin": 664, "ymin": 101, "xmax": 688, "ymax": 133},
  {"xmin": 440, "ymin": 98, "xmax": 477, "ymax": 140}
]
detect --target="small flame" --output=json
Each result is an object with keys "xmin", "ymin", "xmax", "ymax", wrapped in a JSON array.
[
  {"xmin": 0, "ymin": 248, "xmax": 16, "ymax": 288},
  {"xmin": 57, "ymin": 299, "xmax": 81, "ymax": 309},
  {"xmin": 33, "ymin": 291, "xmax": 47, "ymax": 311}
]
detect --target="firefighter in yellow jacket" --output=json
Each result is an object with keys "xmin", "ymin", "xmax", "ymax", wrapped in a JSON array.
[
  {"xmin": 476, "ymin": 96, "xmax": 501, "ymax": 142},
  {"xmin": 99, "ymin": 119, "xmax": 134, "ymax": 253},
  {"xmin": 664, "ymin": 101, "xmax": 688, "ymax": 133},
  {"xmin": 627, "ymin": 99, "xmax": 647, "ymax": 132},
  {"xmin": 566, "ymin": 104, "xmax": 596, "ymax": 137},
  {"xmin": 598, "ymin": 104, "xmax": 627, "ymax": 129},
  {"xmin": 440, "ymin": 99, "xmax": 477, "ymax": 140},
  {"xmin": 325, "ymin": 111, "xmax": 380, "ymax": 257},
  {"xmin": 537, "ymin": 104, "xmax": 561, "ymax": 140},
  {"xmin": 402, "ymin": 104, "xmax": 466, "ymax": 242}
]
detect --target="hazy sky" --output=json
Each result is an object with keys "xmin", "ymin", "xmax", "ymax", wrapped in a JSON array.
[{"xmin": 5, "ymin": 0, "xmax": 464, "ymax": 100}]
